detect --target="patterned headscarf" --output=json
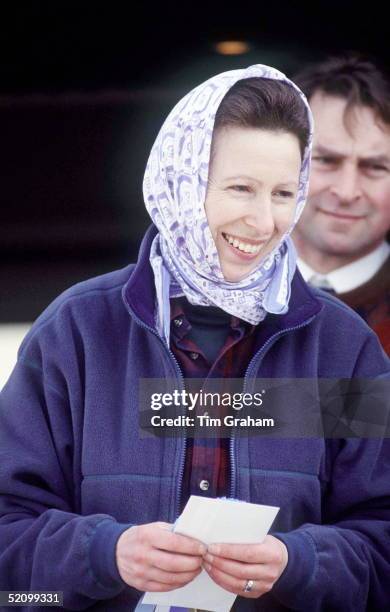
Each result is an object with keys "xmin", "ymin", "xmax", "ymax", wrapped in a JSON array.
[{"xmin": 143, "ymin": 64, "xmax": 313, "ymax": 345}]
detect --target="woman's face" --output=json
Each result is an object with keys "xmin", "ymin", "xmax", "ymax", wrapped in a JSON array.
[{"xmin": 205, "ymin": 127, "xmax": 302, "ymax": 282}]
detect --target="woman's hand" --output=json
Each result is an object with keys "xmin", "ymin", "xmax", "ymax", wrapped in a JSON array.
[
  {"xmin": 203, "ymin": 535, "xmax": 288, "ymax": 598},
  {"xmin": 116, "ymin": 522, "xmax": 207, "ymax": 592}
]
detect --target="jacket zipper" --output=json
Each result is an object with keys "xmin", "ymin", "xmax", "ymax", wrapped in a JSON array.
[
  {"xmin": 229, "ymin": 316, "xmax": 316, "ymax": 499},
  {"xmin": 122, "ymin": 296, "xmax": 187, "ymax": 520},
  {"xmin": 124, "ymin": 294, "xmax": 316, "ymax": 512}
]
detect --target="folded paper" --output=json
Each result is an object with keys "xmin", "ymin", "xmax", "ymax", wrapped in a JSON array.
[{"xmin": 142, "ymin": 496, "xmax": 279, "ymax": 612}]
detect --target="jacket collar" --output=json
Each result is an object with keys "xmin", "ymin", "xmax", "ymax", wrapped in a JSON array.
[{"xmin": 122, "ymin": 224, "xmax": 323, "ymax": 332}]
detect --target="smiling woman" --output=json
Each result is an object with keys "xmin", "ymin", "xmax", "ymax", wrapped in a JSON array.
[
  {"xmin": 205, "ymin": 128, "xmax": 301, "ymax": 282},
  {"xmin": 143, "ymin": 70, "xmax": 312, "ymax": 340},
  {"xmin": 1, "ymin": 64, "xmax": 390, "ymax": 612}
]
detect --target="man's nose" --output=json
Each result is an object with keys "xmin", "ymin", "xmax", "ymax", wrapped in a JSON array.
[
  {"xmin": 329, "ymin": 164, "xmax": 363, "ymax": 203},
  {"xmin": 243, "ymin": 197, "xmax": 275, "ymax": 237}
]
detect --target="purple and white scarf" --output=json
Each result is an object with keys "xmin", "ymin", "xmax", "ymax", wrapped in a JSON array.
[{"xmin": 143, "ymin": 64, "xmax": 313, "ymax": 345}]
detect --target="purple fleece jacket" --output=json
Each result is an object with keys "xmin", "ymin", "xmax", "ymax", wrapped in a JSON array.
[{"xmin": 0, "ymin": 225, "xmax": 390, "ymax": 611}]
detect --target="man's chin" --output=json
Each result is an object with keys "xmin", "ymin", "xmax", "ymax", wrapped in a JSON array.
[{"xmin": 316, "ymin": 238, "xmax": 371, "ymax": 259}]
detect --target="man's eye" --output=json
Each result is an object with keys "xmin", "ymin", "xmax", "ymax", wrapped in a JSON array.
[
  {"xmin": 366, "ymin": 164, "xmax": 389, "ymax": 173},
  {"xmin": 312, "ymin": 156, "xmax": 337, "ymax": 165}
]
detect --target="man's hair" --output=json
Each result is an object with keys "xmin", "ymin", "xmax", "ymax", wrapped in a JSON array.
[
  {"xmin": 213, "ymin": 77, "xmax": 310, "ymax": 159},
  {"xmin": 292, "ymin": 53, "xmax": 390, "ymax": 127}
]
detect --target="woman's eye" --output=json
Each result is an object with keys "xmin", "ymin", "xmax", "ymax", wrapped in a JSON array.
[
  {"xmin": 275, "ymin": 190, "xmax": 294, "ymax": 198},
  {"xmin": 230, "ymin": 184, "xmax": 250, "ymax": 193}
]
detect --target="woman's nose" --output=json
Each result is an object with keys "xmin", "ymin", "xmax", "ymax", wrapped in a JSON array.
[{"xmin": 243, "ymin": 197, "xmax": 275, "ymax": 237}]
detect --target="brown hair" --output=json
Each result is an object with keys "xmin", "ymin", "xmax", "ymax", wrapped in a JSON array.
[
  {"xmin": 212, "ymin": 77, "xmax": 310, "ymax": 160},
  {"xmin": 292, "ymin": 53, "xmax": 390, "ymax": 127}
]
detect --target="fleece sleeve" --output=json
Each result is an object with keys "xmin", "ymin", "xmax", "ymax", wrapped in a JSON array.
[
  {"xmin": 0, "ymin": 358, "xmax": 130, "ymax": 609},
  {"xmin": 272, "ymin": 436, "xmax": 390, "ymax": 611},
  {"xmin": 272, "ymin": 333, "xmax": 390, "ymax": 611}
]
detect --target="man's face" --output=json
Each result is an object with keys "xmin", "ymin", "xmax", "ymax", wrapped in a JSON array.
[
  {"xmin": 295, "ymin": 92, "xmax": 390, "ymax": 265},
  {"xmin": 205, "ymin": 127, "xmax": 301, "ymax": 282}
]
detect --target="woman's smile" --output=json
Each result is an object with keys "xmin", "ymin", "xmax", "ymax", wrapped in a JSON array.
[{"xmin": 222, "ymin": 231, "xmax": 264, "ymax": 254}]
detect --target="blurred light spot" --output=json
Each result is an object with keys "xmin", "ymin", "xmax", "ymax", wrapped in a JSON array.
[{"xmin": 215, "ymin": 41, "xmax": 251, "ymax": 55}]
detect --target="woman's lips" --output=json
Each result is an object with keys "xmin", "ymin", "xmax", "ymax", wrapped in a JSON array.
[{"xmin": 221, "ymin": 232, "xmax": 264, "ymax": 260}]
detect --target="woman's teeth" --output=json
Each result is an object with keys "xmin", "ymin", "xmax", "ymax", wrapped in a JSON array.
[{"xmin": 223, "ymin": 233, "xmax": 262, "ymax": 254}]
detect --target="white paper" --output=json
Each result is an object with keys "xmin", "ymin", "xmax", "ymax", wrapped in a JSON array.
[{"xmin": 142, "ymin": 496, "xmax": 279, "ymax": 612}]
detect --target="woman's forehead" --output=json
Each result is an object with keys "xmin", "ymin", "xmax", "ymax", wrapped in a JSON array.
[{"xmin": 210, "ymin": 127, "xmax": 302, "ymax": 181}]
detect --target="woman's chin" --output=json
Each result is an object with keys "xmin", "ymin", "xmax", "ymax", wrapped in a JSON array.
[{"xmin": 221, "ymin": 263, "xmax": 257, "ymax": 283}]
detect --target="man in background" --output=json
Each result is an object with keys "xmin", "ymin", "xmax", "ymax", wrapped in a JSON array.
[{"xmin": 293, "ymin": 55, "xmax": 390, "ymax": 354}]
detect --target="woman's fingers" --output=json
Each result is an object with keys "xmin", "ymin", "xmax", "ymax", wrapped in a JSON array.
[
  {"xmin": 208, "ymin": 540, "xmax": 274, "ymax": 563},
  {"xmin": 204, "ymin": 554, "xmax": 266, "ymax": 581},
  {"xmin": 119, "ymin": 556, "xmax": 202, "ymax": 591},
  {"xmin": 150, "ymin": 547, "xmax": 204, "ymax": 573},
  {"xmin": 203, "ymin": 564, "xmax": 269, "ymax": 599},
  {"xmin": 126, "ymin": 563, "xmax": 202, "ymax": 590},
  {"xmin": 203, "ymin": 536, "xmax": 288, "ymax": 599},
  {"xmin": 116, "ymin": 522, "xmax": 206, "ymax": 591},
  {"xmin": 207, "ymin": 537, "xmax": 287, "ymax": 573},
  {"xmin": 138, "ymin": 523, "xmax": 207, "ymax": 556}
]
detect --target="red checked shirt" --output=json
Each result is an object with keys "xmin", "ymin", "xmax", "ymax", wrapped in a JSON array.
[{"xmin": 169, "ymin": 297, "xmax": 260, "ymax": 511}]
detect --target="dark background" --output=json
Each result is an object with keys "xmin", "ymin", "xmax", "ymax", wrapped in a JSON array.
[{"xmin": 1, "ymin": 1, "xmax": 389, "ymax": 322}]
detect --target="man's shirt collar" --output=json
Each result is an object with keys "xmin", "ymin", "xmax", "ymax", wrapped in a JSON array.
[{"xmin": 298, "ymin": 242, "xmax": 390, "ymax": 293}]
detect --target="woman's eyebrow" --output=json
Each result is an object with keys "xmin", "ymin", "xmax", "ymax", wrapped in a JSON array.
[
  {"xmin": 222, "ymin": 175, "xmax": 298, "ymax": 187},
  {"xmin": 222, "ymin": 174, "xmax": 258, "ymax": 182},
  {"xmin": 278, "ymin": 181, "xmax": 299, "ymax": 188}
]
